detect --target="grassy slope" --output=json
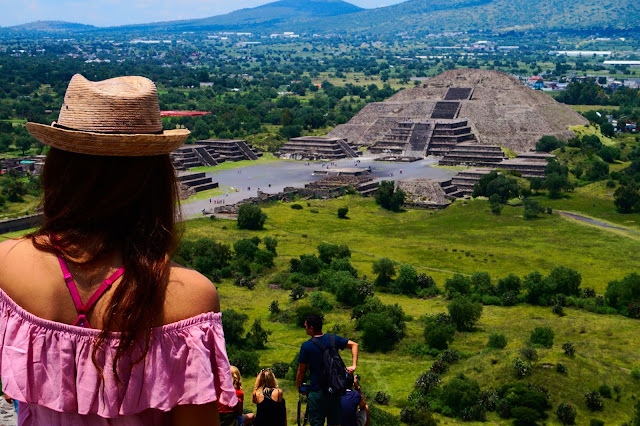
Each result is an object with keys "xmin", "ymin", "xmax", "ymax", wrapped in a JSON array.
[{"xmin": 183, "ymin": 196, "xmax": 640, "ymax": 424}]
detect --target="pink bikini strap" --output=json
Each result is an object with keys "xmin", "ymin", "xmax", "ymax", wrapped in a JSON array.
[{"xmin": 57, "ymin": 256, "xmax": 124, "ymax": 328}]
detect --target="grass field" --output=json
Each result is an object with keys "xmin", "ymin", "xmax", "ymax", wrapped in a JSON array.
[{"xmin": 182, "ymin": 196, "xmax": 640, "ymax": 424}]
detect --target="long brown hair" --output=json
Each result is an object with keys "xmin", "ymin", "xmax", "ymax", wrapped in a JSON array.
[{"xmin": 30, "ymin": 147, "xmax": 182, "ymax": 380}]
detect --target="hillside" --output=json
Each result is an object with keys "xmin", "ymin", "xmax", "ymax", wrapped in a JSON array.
[
  {"xmin": 5, "ymin": 0, "xmax": 638, "ymax": 35},
  {"xmin": 2, "ymin": 20, "xmax": 96, "ymax": 32},
  {"xmin": 309, "ymin": 0, "xmax": 640, "ymax": 34},
  {"xmin": 181, "ymin": 196, "xmax": 640, "ymax": 424},
  {"xmin": 116, "ymin": 0, "xmax": 364, "ymax": 32}
]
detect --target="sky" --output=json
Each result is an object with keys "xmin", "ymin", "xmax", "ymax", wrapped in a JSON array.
[{"xmin": 1, "ymin": 0, "xmax": 406, "ymax": 28}]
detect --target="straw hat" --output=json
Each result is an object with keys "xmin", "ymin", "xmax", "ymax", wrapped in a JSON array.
[{"xmin": 26, "ymin": 74, "xmax": 190, "ymax": 156}]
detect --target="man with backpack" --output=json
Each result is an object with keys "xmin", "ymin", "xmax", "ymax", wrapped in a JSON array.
[{"xmin": 296, "ymin": 314, "xmax": 359, "ymax": 426}]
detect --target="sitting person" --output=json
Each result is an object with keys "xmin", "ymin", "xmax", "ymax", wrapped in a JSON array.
[
  {"xmin": 341, "ymin": 375, "xmax": 369, "ymax": 426},
  {"xmin": 219, "ymin": 366, "xmax": 255, "ymax": 426},
  {"xmin": 252, "ymin": 369, "xmax": 286, "ymax": 426}
]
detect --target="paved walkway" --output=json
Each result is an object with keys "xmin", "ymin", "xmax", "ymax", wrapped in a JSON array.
[{"xmin": 181, "ymin": 156, "xmax": 457, "ymax": 217}]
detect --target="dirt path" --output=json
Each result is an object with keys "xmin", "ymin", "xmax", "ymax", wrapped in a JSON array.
[{"xmin": 558, "ymin": 211, "xmax": 640, "ymax": 237}]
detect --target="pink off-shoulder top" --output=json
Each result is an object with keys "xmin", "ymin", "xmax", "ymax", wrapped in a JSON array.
[{"xmin": 0, "ymin": 288, "xmax": 238, "ymax": 425}]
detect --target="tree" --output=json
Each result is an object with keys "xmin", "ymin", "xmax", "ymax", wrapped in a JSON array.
[
  {"xmin": 246, "ymin": 318, "xmax": 272, "ymax": 349},
  {"xmin": 489, "ymin": 194, "xmax": 503, "ymax": 215},
  {"xmin": 614, "ymin": 182, "xmax": 640, "ymax": 213},
  {"xmin": 535, "ymin": 135, "xmax": 564, "ymax": 152},
  {"xmin": 393, "ymin": 264, "xmax": 418, "ymax": 295},
  {"xmin": 237, "ymin": 204, "xmax": 267, "ymax": 230},
  {"xmin": 375, "ymin": 180, "xmax": 405, "ymax": 211},
  {"xmin": 424, "ymin": 317, "xmax": 456, "ymax": 350},
  {"xmin": 317, "ymin": 243, "xmax": 351, "ymax": 264},
  {"xmin": 444, "ymin": 273, "xmax": 471, "ymax": 298},
  {"xmin": 448, "ymin": 296, "xmax": 482, "ymax": 332},
  {"xmin": 601, "ymin": 122, "xmax": 615, "ymax": 137},
  {"xmin": 548, "ymin": 266, "xmax": 582, "ymax": 296},
  {"xmin": 523, "ymin": 198, "xmax": 545, "ymax": 220},
  {"xmin": 221, "ymin": 309, "xmax": 249, "ymax": 345},
  {"xmin": 439, "ymin": 374, "xmax": 481, "ymax": 417},
  {"xmin": 372, "ymin": 257, "xmax": 395, "ymax": 286},
  {"xmin": 598, "ymin": 146, "xmax": 621, "ymax": 163},
  {"xmin": 359, "ymin": 312, "xmax": 401, "ymax": 352}
]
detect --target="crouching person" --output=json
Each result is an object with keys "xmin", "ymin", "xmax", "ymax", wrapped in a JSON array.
[{"xmin": 341, "ymin": 375, "xmax": 369, "ymax": 426}]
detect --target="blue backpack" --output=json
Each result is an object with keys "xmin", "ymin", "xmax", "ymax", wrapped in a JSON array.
[{"xmin": 311, "ymin": 335, "xmax": 348, "ymax": 396}]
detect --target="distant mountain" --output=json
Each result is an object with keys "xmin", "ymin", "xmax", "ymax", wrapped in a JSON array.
[
  {"xmin": 3, "ymin": 0, "xmax": 639, "ymax": 36},
  {"xmin": 121, "ymin": 0, "xmax": 364, "ymax": 32},
  {"xmin": 3, "ymin": 20, "xmax": 96, "ymax": 32},
  {"xmin": 129, "ymin": 0, "xmax": 640, "ymax": 34},
  {"xmin": 314, "ymin": 0, "xmax": 640, "ymax": 34}
]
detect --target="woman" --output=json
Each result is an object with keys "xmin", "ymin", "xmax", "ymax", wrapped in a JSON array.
[
  {"xmin": 252, "ymin": 369, "xmax": 286, "ymax": 426},
  {"xmin": 219, "ymin": 366, "xmax": 255, "ymax": 426},
  {"xmin": 0, "ymin": 74, "xmax": 237, "ymax": 425}
]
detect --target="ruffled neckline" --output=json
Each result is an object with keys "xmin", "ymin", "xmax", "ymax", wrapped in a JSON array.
[{"xmin": 0, "ymin": 287, "xmax": 220, "ymax": 338}]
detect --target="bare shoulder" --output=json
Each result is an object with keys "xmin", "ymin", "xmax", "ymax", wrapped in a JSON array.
[
  {"xmin": 163, "ymin": 262, "xmax": 220, "ymax": 323},
  {"xmin": 0, "ymin": 238, "xmax": 43, "ymax": 285}
]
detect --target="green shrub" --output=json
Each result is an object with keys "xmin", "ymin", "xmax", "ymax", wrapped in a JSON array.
[
  {"xmin": 488, "ymin": 333, "xmax": 507, "ymax": 349},
  {"xmin": 317, "ymin": 242, "xmax": 351, "ymax": 264},
  {"xmin": 448, "ymin": 296, "xmax": 483, "ymax": 332},
  {"xmin": 513, "ymin": 358, "xmax": 532, "ymax": 378},
  {"xmin": 271, "ymin": 362, "xmax": 289, "ymax": 379},
  {"xmin": 423, "ymin": 316, "xmax": 456, "ymax": 350},
  {"xmin": 309, "ymin": 291, "xmax": 333, "ymax": 312},
  {"xmin": 372, "ymin": 257, "xmax": 395, "ymax": 286},
  {"xmin": 496, "ymin": 383, "xmax": 551, "ymax": 420},
  {"xmin": 471, "ymin": 271, "xmax": 495, "ymax": 295},
  {"xmin": 556, "ymin": 363, "xmax": 568, "ymax": 374},
  {"xmin": 496, "ymin": 273, "xmax": 521, "ymax": 296},
  {"xmin": 631, "ymin": 369, "xmax": 640, "ymax": 380},
  {"xmin": 439, "ymin": 374, "xmax": 481, "ymax": 417},
  {"xmin": 520, "ymin": 346, "xmax": 539, "ymax": 362},
  {"xmin": 291, "ymin": 203, "xmax": 303, "ymax": 210},
  {"xmin": 375, "ymin": 180, "xmax": 405, "ymax": 211},
  {"xmin": 227, "ymin": 347, "xmax": 260, "ymax": 376},
  {"xmin": 254, "ymin": 249, "xmax": 275, "ymax": 267},
  {"xmin": 221, "ymin": 309, "xmax": 249, "ymax": 345},
  {"xmin": 369, "ymin": 406, "xmax": 400, "ymax": 426},
  {"xmin": 290, "ymin": 285, "xmax": 306, "ymax": 301},
  {"xmin": 529, "ymin": 326, "xmax": 554, "ymax": 348},
  {"xmin": 562, "ymin": 342, "xmax": 575, "ymax": 357},
  {"xmin": 374, "ymin": 391, "xmax": 390, "ymax": 405},
  {"xmin": 590, "ymin": 420, "xmax": 604, "ymax": 426},
  {"xmin": 237, "ymin": 203, "xmax": 267, "ymax": 230},
  {"xmin": 584, "ymin": 390, "xmax": 604, "ymax": 411},
  {"xmin": 294, "ymin": 305, "xmax": 323, "ymax": 327},
  {"xmin": 523, "ymin": 198, "xmax": 545, "ymax": 220},
  {"xmin": 269, "ymin": 300, "xmax": 280, "ymax": 315},
  {"xmin": 605, "ymin": 272, "xmax": 640, "ymax": 315},
  {"xmin": 392, "ymin": 264, "xmax": 419, "ymax": 295},
  {"xmin": 415, "ymin": 371, "xmax": 441, "ymax": 394},
  {"xmin": 444, "ymin": 273, "xmax": 472, "ymax": 297},
  {"xmin": 598, "ymin": 384, "xmax": 612, "ymax": 399},
  {"xmin": 359, "ymin": 312, "xmax": 402, "ymax": 352},
  {"xmin": 246, "ymin": 318, "xmax": 271, "ymax": 349},
  {"xmin": 440, "ymin": 349, "xmax": 460, "ymax": 364},
  {"xmin": 263, "ymin": 236, "xmax": 278, "ymax": 255},
  {"xmin": 337, "ymin": 206, "xmax": 349, "ymax": 218}
]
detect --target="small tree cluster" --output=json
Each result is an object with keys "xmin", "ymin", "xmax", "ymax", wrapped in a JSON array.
[
  {"xmin": 237, "ymin": 203, "xmax": 267, "ymax": 230},
  {"xmin": 375, "ymin": 180, "xmax": 405, "ymax": 211}
]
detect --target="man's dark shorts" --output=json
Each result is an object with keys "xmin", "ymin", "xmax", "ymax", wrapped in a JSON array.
[{"xmin": 308, "ymin": 390, "xmax": 342, "ymax": 426}]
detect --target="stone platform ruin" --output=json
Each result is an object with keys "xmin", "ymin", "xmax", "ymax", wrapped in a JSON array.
[
  {"xmin": 275, "ymin": 136, "xmax": 359, "ymax": 160},
  {"xmin": 171, "ymin": 139, "xmax": 261, "ymax": 170}
]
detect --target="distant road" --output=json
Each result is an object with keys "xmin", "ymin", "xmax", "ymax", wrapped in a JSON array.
[{"xmin": 558, "ymin": 211, "xmax": 640, "ymax": 235}]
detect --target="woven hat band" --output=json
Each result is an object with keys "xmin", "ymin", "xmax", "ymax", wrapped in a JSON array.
[{"xmin": 57, "ymin": 74, "xmax": 163, "ymax": 134}]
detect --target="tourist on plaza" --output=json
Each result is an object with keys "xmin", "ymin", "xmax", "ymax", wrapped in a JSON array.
[
  {"xmin": 219, "ymin": 366, "xmax": 255, "ymax": 426},
  {"xmin": 340, "ymin": 375, "xmax": 369, "ymax": 426},
  {"xmin": 253, "ymin": 369, "xmax": 286, "ymax": 426},
  {"xmin": 296, "ymin": 314, "xmax": 359, "ymax": 426},
  {"xmin": 0, "ymin": 74, "xmax": 237, "ymax": 425}
]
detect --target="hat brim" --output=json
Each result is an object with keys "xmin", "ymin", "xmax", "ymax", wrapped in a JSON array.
[{"xmin": 26, "ymin": 122, "xmax": 190, "ymax": 157}]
